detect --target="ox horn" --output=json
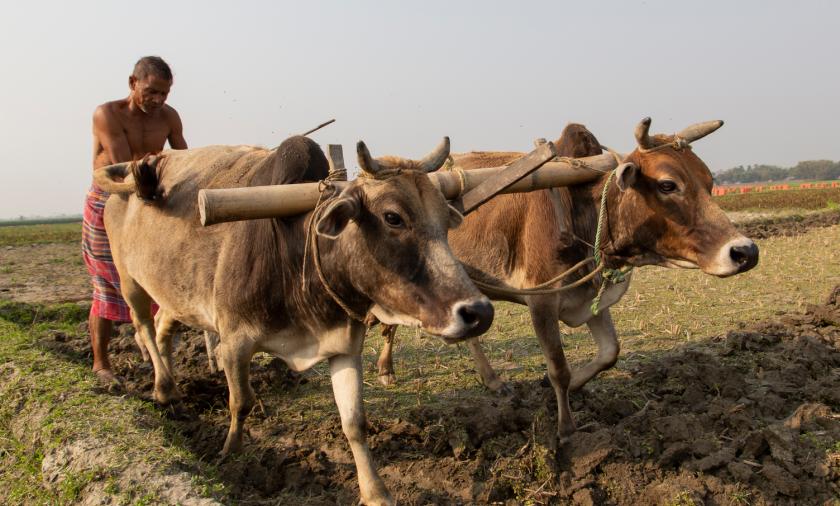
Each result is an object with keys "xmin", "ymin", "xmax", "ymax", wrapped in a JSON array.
[
  {"xmin": 634, "ymin": 117, "xmax": 654, "ymax": 150},
  {"xmin": 417, "ymin": 137, "xmax": 451, "ymax": 173},
  {"xmin": 356, "ymin": 140, "xmax": 381, "ymax": 175},
  {"xmin": 676, "ymin": 120, "xmax": 724, "ymax": 143}
]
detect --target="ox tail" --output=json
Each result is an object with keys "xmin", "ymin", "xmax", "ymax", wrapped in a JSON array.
[{"xmin": 93, "ymin": 155, "xmax": 164, "ymax": 203}]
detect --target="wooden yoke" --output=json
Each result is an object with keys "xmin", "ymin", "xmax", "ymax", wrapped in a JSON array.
[
  {"xmin": 451, "ymin": 141, "xmax": 556, "ymax": 215},
  {"xmin": 198, "ymin": 146, "xmax": 618, "ymax": 226}
]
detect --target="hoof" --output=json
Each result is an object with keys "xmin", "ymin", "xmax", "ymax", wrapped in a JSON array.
[
  {"xmin": 556, "ymin": 433, "xmax": 573, "ymax": 451},
  {"xmin": 93, "ymin": 369, "xmax": 124, "ymax": 393},
  {"xmin": 485, "ymin": 378, "xmax": 512, "ymax": 396},
  {"xmin": 359, "ymin": 490, "xmax": 395, "ymax": 506},
  {"xmin": 378, "ymin": 373, "xmax": 397, "ymax": 387},
  {"xmin": 540, "ymin": 373, "xmax": 551, "ymax": 388},
  {"xmin": 220, "ymin": 436, "xmax": 243, "ymax": 458},
  {"xmin": 163, "ymin": 401, "xmax": 190, "ymax": 420},
  {"xmin": 153, "ymin": 384, "xmax": 182, "ymax": 406}
]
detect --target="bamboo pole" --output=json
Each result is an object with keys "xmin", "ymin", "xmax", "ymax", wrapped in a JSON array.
[{"xmin": 198, "ymin": 152, "xmax": 617, "ymax": 226}]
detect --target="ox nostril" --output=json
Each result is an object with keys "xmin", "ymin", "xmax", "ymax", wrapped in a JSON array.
[
  {"xmin": 454, "ymin": 299, "xmax": 494, "ymax": 337},
  {"xmin": 730, "ymin": 242, "xmax": 759, "ymax": 272},
  {"xmin": 458, "ymin": 305, "xmax": 478, "ymax": 326}
]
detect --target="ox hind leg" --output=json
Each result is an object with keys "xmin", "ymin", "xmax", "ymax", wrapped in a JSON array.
[
  {"xmin": 376, "ymin": 325, "xmax": 398, "ymax": 386},
  {"xmin": 466, "ymin": 338, "xmax": 509, "ymax": 394},
  {"xmin": 529, "ymin": 296, "xmax": 576, "ymax": 439},
  {"xmin": 120, "ymin": 278, "xmax": 180, "ymax": 404},
  {"xmin": 569, "ymin": 308, "xmax": 620, "ymax": 392},
  {"xmin": 218, "ymin": 334, "xmax": 256, "ymax": 456},
  {"xmin": 154, "ymin": 311, "xmax": 181, "ymax": 379},
  {"xmin": 204, "ymin": 331, "xmax": 222, "ymax": 373}
]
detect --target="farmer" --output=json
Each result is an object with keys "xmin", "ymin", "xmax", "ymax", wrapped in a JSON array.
[{"xmin": 83, "ymin": 56, "xmax": 187, "ymax": 387}]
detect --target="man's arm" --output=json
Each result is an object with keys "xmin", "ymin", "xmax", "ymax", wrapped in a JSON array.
[
  {"xmin": 167, "ymin": 109, "xmax": 187, "ymax": 150},
  {"xmin": 93, "ymin": 105, "xmax": 132, "ymax": 165}
]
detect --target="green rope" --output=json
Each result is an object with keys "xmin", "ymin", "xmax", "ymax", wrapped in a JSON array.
[
  {"xmin": 591, "ymin": 169, "xmax": 633, "ymax": 315},
  {"xmin": 592, "ymin": 170, "xmax": 614, "ymax": 267}
]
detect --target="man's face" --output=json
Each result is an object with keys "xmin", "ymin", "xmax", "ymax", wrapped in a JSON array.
[{"xmin": 129, "ymin": 74, "xmax": 172, "ymax": 113}]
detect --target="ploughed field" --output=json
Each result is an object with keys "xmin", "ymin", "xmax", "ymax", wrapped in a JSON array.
[{"xmin": 1, "ymin": 202, "xmax": 839, "ymax": 504}]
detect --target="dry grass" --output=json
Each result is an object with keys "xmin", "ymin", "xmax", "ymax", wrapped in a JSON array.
[
  {"xmin": 0, "ymin": 201, "xmax": 837, "ymax": 502},
  {"xmin": 264, "ymin": 224, "xmax": 840, "ymax": 423},
  {"xmin": 0, "ymin": 222, "xmax": 82, "ymax": 246}
]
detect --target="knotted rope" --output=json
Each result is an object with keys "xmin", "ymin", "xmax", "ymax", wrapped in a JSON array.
[
  {"xmin": 301, "ymin": 168, "xmax": 367, "ymax": 322},
  {"xmin": 462, "ymin": 145, "xmax": 632, "ymax": 313},
  {"xmin": 443, "ymin": 155, "xmax": 468, "ymax": 197},
  {"xmin": 638, "ymin": 136, "xmax": 691, "ymax": 154},
  {"xmin": 590, "ymin": 146, "xmax": 634, "ymax": 315},
  {"xmin": 303, "ymin": 166, "xmax": 436, "ymax": 322}
]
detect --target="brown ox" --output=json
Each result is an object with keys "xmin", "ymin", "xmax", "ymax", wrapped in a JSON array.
[
  {"xmin": 95, "ymin": 136, "xmax": 493, "ymax": 506},
  {"xmin": 377, "ymin": 118, "xmax": 758, "ymax": 441}
]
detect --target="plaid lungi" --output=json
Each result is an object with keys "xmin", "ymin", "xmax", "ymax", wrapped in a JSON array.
[{"xmin": 82, "ymin": 185, "xmax": 133, "ymax": 322}]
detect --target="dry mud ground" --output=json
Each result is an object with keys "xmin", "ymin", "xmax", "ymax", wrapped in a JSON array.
[{"xmin": 1, "ymin": 212, "xmax": 839, "ymax": 505}]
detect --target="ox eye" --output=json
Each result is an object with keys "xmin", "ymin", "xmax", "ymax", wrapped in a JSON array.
[
  {"xmin": 383, "ymin": 212, "xmax": 405, "ymax": 228},
  {"xmin": 658, "ymin": 180, "xmax": 678, "ymax": 194}
]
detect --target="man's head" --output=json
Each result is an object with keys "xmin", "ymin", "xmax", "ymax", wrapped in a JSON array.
[{"xmin": 129, "ymin": 56, "xmax": 173, "ymax": 114}]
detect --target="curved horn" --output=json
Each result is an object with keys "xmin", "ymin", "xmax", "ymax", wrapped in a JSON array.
[
  {"xmin": 417, "ymin": 136, "xmax": 451, "ymax": 173},
  {"xmin": 356, "ymin": 140, "xmax": 380, "ymax": 175},
  {"xmin": 676, "ymin": 120, "xmax": 724, "ymax": 143},
  {"xmin": 634, "ymin": 117, "xmax": 654, "ymax": 149}
]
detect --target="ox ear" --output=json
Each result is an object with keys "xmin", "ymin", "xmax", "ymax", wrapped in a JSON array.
[
  {"xmin": 316, "ymin": 192, "xmax": 361, "ymax": 239},
  {"xmin": 447, "ymin": 204, "xmax": 464, "ymax": 229},
  {"xmin": 615, "ymin": 162, "xmax": 638, "ymax": 191}
]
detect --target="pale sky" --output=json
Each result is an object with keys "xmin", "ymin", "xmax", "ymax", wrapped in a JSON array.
[{"xmin": 1, "ymin": 0, "xmax": 838, "ymax": 219}]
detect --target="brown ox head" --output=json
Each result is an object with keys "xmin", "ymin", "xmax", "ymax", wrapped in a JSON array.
[
  {"xmin": 605, "ymin": 117, "xmax": 759, "ymax": 276},
  {"xmin": 314, "ymin": 137, "xmax": 493, "ymax": 340}
]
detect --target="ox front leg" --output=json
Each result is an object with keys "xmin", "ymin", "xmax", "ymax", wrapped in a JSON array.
[
  {"xmin": 219, "ymin": 337, "xmax": 256, "ymax": 456},
  {"xmin": 330, "ymin": 353, "xmax": 393, "ymax": 506},
  {"xmin": 529, "ymin": 298, "xmax": 576, "ymax": 440},
  {"xmin": 570, "ymin": 309, "xmax": 620, "ymax": 392},
  {"xmin": 376, "ymin": 325, "xmax": 398, "ymax": 386}
]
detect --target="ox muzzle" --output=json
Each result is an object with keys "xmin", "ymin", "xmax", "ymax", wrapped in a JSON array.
[
  {"xmin": 441, "ymin": 296, "xmax": 494, "ymax": 342},
  {"xmin": 707, "ymin": 236, "xmax": 760, "ymax": 276}
]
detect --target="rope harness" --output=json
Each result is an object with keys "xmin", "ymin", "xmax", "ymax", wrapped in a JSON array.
[
  {"xmin": 443, "ymin": 155, "xmax": 468, "ymax": 197},
  {"xmin": 638, "ymin": 136, "xmax": 691, "ymax": 154},
  {"xmin": 302, "ymin": 166, "xmax": 434, "ymax": 323},
  {"xmin": 302, "ymin": 139, "xmax": 667, "ymax": 322},
  {"xmin": 301, "ymin": 167, "xmax": 369, "ymax": 322},
  {"xmin": 461, "ymin": 145, "xmax": 633, "ymax": 315}
]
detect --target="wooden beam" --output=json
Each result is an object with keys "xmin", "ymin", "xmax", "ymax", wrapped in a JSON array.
[
  {"xmin": 453, "ymin": 141, "xmax": 556, "ymax": 214},
  {"xmin": 198, "ymin": 152, "xmax": 616, "ymax": 226},
  {"xmin": 326, "ymin": 144, "xmax": 346, "ymax": 180}
]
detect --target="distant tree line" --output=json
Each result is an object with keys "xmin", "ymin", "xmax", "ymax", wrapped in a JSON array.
[{"xmin": 715, "ymin": 160, "xmax": 840, "ymax": 184}]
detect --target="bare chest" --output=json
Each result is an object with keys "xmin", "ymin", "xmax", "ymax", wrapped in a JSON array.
[{"xmin": 121, "ymin": 116, "xmax": 171, "ymax": 156}]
